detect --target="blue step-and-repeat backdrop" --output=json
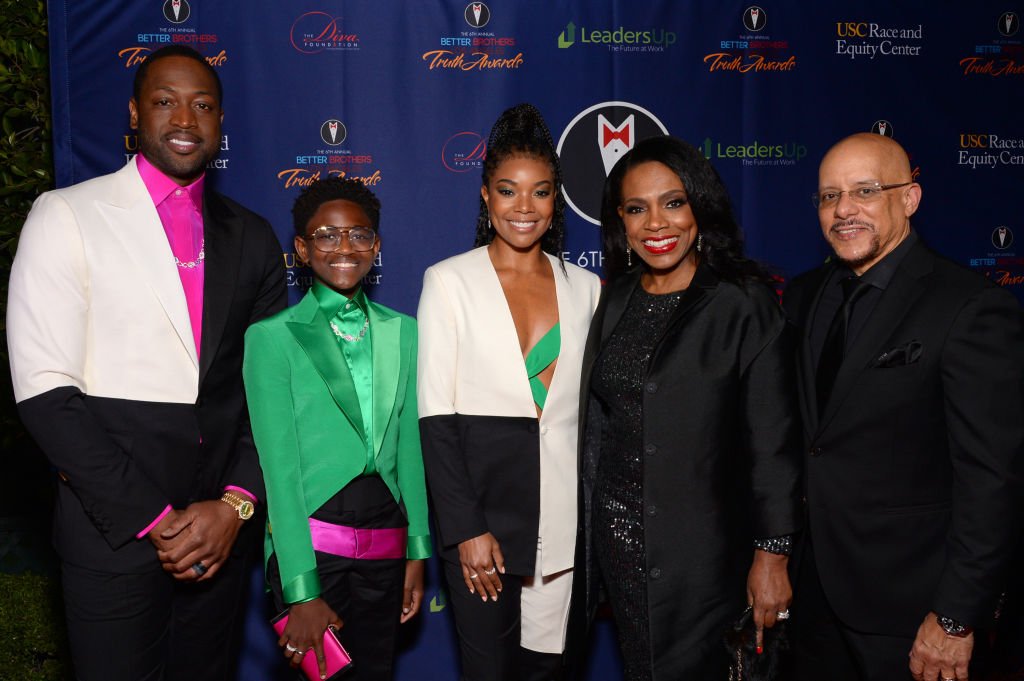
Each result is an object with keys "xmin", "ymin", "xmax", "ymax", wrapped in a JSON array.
[{"xmin": 47, "ymin": 2, "xmax": 1024, "ymax": 678}]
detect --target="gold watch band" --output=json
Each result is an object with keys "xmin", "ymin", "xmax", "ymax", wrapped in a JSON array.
[{"xmin": 220, "ymin": 491, "xmax": 255, "ymax": 521}]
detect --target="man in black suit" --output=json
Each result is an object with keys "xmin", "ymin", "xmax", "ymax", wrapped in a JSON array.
[
  {"xmin": 6, "ymin": 46, "xmax": 286, "ymax": 680},
  {"xmin": 784, "ymin": 133, "xmax": 1024, "ymax": 681}
]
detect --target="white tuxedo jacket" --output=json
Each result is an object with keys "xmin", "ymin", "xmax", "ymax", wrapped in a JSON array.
[{"xmin": 417, "ymin": 247, "xmax": 601, "ymax": 576}]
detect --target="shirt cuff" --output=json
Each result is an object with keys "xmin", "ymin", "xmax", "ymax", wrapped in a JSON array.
[
  {"xmin": 137, "ymin": 505, "xmax": 172, "ymax": 539},
  {"xmin": 283, "ymin": 569, "xmax": 322, "ymax": 605},
  {"xmin": 224, "ymin": 485, "xmax": 258, "ymax": 504},
  {"xmin": 753, "ymin": 534, "xmax": 793, "ymax": 556},
  {"xmin": 407, "ymin": 534, "xmax": 432, "ymax": 560}
]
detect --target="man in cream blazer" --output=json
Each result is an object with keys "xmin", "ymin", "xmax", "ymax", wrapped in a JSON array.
[{"xmin": 6, "ymin": 46, "xmax": 286, "ymax": 680}]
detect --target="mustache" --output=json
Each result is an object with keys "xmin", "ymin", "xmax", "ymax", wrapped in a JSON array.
[{"xmin": 830, "ymin": 219, "xmax": 872, "ymax": 231}]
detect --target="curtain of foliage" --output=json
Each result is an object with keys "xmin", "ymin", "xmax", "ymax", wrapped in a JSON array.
[{"xmin": 1, "ymin": 0, "xmax": 53, "ymax": 452}]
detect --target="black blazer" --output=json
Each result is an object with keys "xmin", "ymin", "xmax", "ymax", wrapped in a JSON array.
[
  {"xmin": 783, "ymin": 240, "xmax": 1024, "ymax": 634},
  {"xmin": 10, "ymin": 162, "xmax": 286, "ymax": 572},
  {"xmin": 576, "ymin": 265, "xmax": 801, "ymax": 678}
]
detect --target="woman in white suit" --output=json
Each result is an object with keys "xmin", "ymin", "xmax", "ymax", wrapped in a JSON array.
[{"xmin": 417, "ymin": 104, "xmax": 600, "ymax": 681}]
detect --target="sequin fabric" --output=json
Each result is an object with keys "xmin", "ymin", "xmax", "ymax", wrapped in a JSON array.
[{"xmin": 591, "ymin": 287, "xmax": 684, "ymax": 681}]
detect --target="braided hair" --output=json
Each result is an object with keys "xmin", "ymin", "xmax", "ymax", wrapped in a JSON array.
[
  {"xmin": 292, "ymin": 177, "xmax": 381, "ymax": 237},
  {"xmin": 473, "ymin": 103, "xmax": 565, "ymax": 260}
]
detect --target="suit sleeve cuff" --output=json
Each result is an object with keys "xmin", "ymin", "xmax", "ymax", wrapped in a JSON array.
[
  {"xmin": 224, "ymin": 485, "xmax": 258, "ymax": 504},
  {"xmin": 283, "ymin": 570, "xmax": 322, "ymax": 605},
  {"xmin": 136, "ymin": 505, "xmax": 172, "ymax": 539},
  {"xmin": 407, "ymin": 534, "xmax": 432, "ymax": 560}
]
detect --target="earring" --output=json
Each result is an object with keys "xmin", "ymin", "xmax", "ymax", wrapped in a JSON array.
[
  {"xmin": 488, "ymin": 219, "xmax": 494, "ymax": 230},
  {"xmin": 626, "ymin": 246, "xmax": 633, "ymax": 268},
  {"xmin": 696, "ymin": 233, "xmax": 704, "ymax": 253}
]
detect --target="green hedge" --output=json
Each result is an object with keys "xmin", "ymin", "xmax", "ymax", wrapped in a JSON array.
[
  {"xmin": 0, "ymin": 0, "xmax": 53, "ymax": 451},
  {"xmin": 0, "ymin": 2, "xmax": 65, "ymax": 678},
  {"xmin": 0, "ymin": 572, "xmax": 70, "ymax": 680}
]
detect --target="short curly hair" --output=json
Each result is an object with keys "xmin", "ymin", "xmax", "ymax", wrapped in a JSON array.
[
  {"xmin": 473, "ymin": 103, "xmax": 565, "ymax": 260},
  {"xmin": 291, "ymin": 177, "xmax": 381, "ymax": 237},
  {"xmin": 133, "ymin": 45, "xmax": 223, "ymax": 105}
]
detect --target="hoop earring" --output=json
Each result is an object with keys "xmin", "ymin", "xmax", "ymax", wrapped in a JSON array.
[
  {"xmin": 626, "ymin": 246, "xmax": 633, "ymax": 268},
  {"xmin": 696, "ymin": 233, "xmax": 704, "ymax": 253}
]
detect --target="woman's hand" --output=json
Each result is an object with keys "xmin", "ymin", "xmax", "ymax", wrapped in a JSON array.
[
  {"xmin": 457, "ymin": 532, "xmax": 505, "ymax": 602},
  {"xmin": 746, "ymin": 549, "xmax": 792, "ymax": 654},
  {"xmin": 279, "ymin": 598, "xmax": 343, "ymax": 678},
  {"xmin": 401, "ymin": 559, "xmax": 425, "ymax": 623}
]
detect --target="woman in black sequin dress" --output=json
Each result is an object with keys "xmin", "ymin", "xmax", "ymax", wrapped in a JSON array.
[{"xmin": 576, "ymin": 136, "xmax": 802, "ymax": 679}]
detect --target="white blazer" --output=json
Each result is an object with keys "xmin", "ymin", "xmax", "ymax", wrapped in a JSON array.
[
  {"xmin": 9, "ymin": 157, "xmax": 200, "ymax": 404},
  {"xmin": 418, "ymin": 247, "xmax": 601, "ymax": 575}
]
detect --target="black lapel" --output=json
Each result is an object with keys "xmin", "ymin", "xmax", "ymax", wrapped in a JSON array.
[
  {"xmin": 816, "ymin": 243, "xmax": 933, "ymax": 432},
  {"xmin": 599, "ymin": 271, "xmax": 640, "ymax": 345},
  {"xmin": 791, "ymin": 263, "xmax": 836, "ymax": 437},
  {"xmin": 199, "ymin": 191, "xmax": 242, "ymax": 386},
  {"xmin": 661, "ymin": 263, "xmax": 716, "ymax": 332}
]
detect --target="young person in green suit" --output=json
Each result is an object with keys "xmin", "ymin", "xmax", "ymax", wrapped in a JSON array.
[{"xmin": 243, "ymin": 178, "xmax": 431, "ymax": 680}]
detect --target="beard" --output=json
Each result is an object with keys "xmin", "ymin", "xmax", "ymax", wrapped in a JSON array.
[
  {"xmin": 828, "ymin": 221, "xmax": 880, "ymax": 272},
  {"xmin": 137, "ymin": 128, "xmax": 217, "ymax": 183}
]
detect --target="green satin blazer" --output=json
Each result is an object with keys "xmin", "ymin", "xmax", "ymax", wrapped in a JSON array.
[{"xmin": 243, "ymin": 288, "xmax": 431, "ymax": 604}]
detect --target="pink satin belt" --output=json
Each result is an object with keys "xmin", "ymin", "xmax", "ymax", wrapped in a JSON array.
[{"xmin": 308, "ymin": 518, "xmax": 406, "ymax": 560}]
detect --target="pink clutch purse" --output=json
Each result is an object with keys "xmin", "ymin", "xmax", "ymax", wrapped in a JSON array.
[{"xmin": 271, "ymin": 611, "xmax": 354, "ymax": 680}]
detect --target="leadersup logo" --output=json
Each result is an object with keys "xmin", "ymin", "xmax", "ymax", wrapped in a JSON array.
[
  {"xmin": 290, "ymin": 11, "xmax": 360, "ymax": 53},
  {"xmin": 442, "ymin": 131, "xmax": 486, "ymax": 173},
  {"xmin": 556, "ymin": 20, "xmax": 676, "ymax": 53},
  {"xmin": 123, "ymin": 134, "xmax": 230, "ymax": 169},
  {"xmin": 962, "ymin": 10, "xmax": 1024, "ymax": 76},
  {"xmin": 277, "ymin": 120, "xmax": 382, "ymax": 190},
  {"xmin": 834, "ymin": 21, "xmax": 923, "ymax": 59},
  {"xmin": 424, "ymin": 4, "xmax": 522, "ymax": 71},
  {"xmin": 957, "ymin": 133, "xmax": 1024, "ymax": 168},
  {"xmin": 704, "ymin": 6, "xmax": 796, "ymax": 73},
  {"xmin": 701, "ymin": 137, "xmax": 807, "ymax": 167}
]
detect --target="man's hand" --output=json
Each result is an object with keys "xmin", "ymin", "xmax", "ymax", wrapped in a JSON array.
[
  {"xmin": 401, "ymin": 559, "xmax": 425, "ymax": 623},
  {"xmin": 909, "ymin": 612, "xmax": 973, "ymax": 681},
  {"xmin": 156, "ymin": 495, "xmax": 250, "ymax": 581},
  {"xmin": 147, "ymin": 509, "xmax": 187, "ymax": 554}
]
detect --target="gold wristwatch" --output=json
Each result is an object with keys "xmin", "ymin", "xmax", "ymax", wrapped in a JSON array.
[{"xmin": 220, "ymin": 491, "xmax": 255, "ymax": 521}]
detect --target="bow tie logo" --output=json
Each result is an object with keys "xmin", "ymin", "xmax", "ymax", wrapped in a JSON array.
[
  {"xmin": 597, "ymin": 114, "xmax": 634, "ymax": 176},
  {"xmin": 603, "ymin": 125, "xmax": 630, "ymax": 147},
  {"xmin": 164, "ymin": 0, "xmax": 189, "ymax": 23},
  {"xmin": 320, "ymin": 119, "xmax": 347, "ymax": 146}
]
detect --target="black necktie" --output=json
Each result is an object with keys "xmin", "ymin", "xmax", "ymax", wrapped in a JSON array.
[{"xmin": 816, "ymin": 276, "xmax": 868, "ymax": 412}]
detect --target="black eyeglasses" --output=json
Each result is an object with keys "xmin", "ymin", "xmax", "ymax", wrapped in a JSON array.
[{"xmin": 302, "ymin": 225, "xmax": 377, "ymax": 252}]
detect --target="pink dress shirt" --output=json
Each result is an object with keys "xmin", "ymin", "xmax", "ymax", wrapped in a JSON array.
[{"xmin": 134, "ymin": 155, "xmax": 255, "ymax": 539}]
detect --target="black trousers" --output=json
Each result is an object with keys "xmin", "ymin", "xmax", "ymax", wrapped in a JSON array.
[
  {"xmin": 62, "ymin": 541, "xmax": 256, "ymax": 681},
  {"xmin": 442, "ymin": 559, "xmax": 564, "ymax": 681},
  {"xmin": 268, "ymin": 475, "xmax": 408, "ymax": 681},
  {"xmin": 791, "ymin": 540, "xmax": 915, "ymax": 681}
]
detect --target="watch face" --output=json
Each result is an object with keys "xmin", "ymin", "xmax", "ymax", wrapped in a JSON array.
[{"xmin": 239, "ymin": 501, "xmax": 255, "ymax": 520}]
